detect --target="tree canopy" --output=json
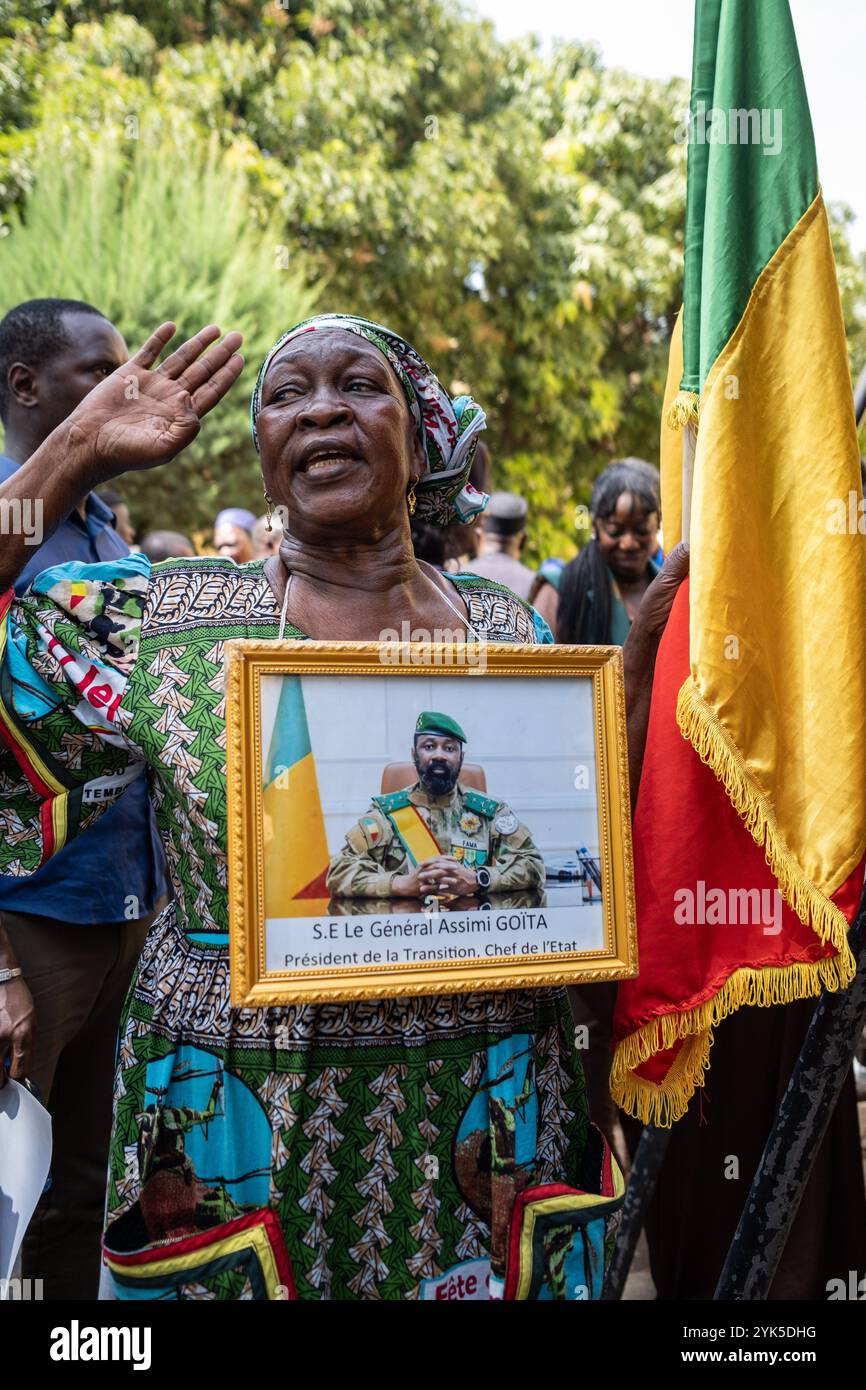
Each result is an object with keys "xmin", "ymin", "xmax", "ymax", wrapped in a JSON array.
[{"xmin": 1, "ymin": 1, "xmax": 864, "ymax": 547}]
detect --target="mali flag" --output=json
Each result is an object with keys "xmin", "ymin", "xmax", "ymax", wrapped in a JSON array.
[
  {"xmin": 262, "ymin": 677, "xmax": 331, "ymax": 918},
  {"xmin": 611, "ymin": 0, "xmax": 866, "ymax": 1125}
]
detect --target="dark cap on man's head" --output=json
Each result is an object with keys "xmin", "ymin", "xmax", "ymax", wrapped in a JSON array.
[{"xmin": 481, "ymin": 490, "xmax": 528, "ymax": 536}]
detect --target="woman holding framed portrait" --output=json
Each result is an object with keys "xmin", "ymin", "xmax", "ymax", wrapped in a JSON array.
[{"xmin": 0, "ymin": 313, "xmax": 686, "ymax": 1301}]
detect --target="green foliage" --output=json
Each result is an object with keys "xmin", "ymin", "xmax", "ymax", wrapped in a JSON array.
[
  {"xmin": 829, "ymin": 202, "xmax": 866, "ymax": 378},
  {"xmin": 0, "ymin": 1, "xmax": 864, "ymax": 550},
  {"xmin": 0, "ymin": 126, "xmax": 318, "ymax": 529}
]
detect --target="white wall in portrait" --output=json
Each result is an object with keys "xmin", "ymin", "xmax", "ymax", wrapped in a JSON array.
[{"xmin": 260, "ymin": 673, "xmax": 599, "ymax": 862}]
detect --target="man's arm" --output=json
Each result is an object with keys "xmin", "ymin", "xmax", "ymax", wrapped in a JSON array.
[
  {"xmin": 0, "ymin": 323, "xmax": 243, "ymax": 594},
  {"xmin": 326, "ymin": 812, "xmax": 401, "ymax": 898},
  {"xmin": 622, "ymin": 543, "xmax": 690, "ymax": 812},
  {"xmin": 486, "ymin": 817, "xmax": 546, "ymax": 893}
]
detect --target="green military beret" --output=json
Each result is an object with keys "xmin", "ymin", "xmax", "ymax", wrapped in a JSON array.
[{"xmin": 414, "ymin": 710, "xmax": 467, "ymax": 743}]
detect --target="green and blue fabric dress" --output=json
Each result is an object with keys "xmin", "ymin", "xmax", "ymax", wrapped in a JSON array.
[{"xmin": 0, "ymin": 552, "xmax": 622, "ymax": 1300}]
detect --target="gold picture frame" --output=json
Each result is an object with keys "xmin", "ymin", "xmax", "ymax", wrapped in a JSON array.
[{"xmin": 227, "ymin": 641, "xmax": 637, "ymax": 1005}]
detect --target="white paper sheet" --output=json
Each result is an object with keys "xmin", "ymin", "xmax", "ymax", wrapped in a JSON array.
[{"xmin": 0, "ymin": 1079, "xmax": 52, "ymax": 1291}]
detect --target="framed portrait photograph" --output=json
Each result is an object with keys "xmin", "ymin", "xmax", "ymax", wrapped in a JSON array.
[{"xmin": 226, "ymin": 642, "xmax": 636, "ymax": 1005}]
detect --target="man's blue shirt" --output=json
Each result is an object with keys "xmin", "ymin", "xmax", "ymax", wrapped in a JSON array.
[{"xmin": 0, "ymin": 452, "xmax": 169, "ymax": 922}]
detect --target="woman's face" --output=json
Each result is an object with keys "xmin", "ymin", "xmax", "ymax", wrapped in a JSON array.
[
  {"xmin": 256, "ymin": 330, "xmax": 425, "ymax": 539},
  {"xmin": 214, "ymin": 523, "xmax": 254, "ymax": 564},
  {"xmin": 594, "ymin": 492, "xmax": 659, "ymax": 582}
]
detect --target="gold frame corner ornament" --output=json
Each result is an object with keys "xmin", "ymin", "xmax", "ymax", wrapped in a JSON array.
[{"xmin": 226, "ymin": 641, "xmax": 637, "ymax": 1005}]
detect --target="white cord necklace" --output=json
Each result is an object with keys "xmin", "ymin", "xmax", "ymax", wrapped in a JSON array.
[
  {"xmin": 277, "ymin": 568, "xmax": 483, "ymax": 643},
  {"xmin": 278, "ymin": 572, "xmax": 292, "ymax": 640}
]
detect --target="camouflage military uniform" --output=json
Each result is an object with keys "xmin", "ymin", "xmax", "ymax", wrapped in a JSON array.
[{"xmin": 327, "ymin": 782, "xmax": 546, "ymax": 898}]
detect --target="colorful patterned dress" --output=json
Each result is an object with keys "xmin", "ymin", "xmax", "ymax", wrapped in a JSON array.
[{"xmin": 0, "ymin": 553, "xmax": 622, "ymax": 1301}]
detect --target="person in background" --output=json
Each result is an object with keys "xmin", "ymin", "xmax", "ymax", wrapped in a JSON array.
[
  {"xmin": 557, "ymin": 460, "xmax": 661, "ymax": 645},
  {"xmin": 95, "ymin": 485, "xmax": 136, "ymax": 547},
  {"xmin": 0, "ymin": 297, "xmax": 170, "ymax": 1299},
  {"xmin": 252, "ymin": 511, "xmax": 281, "ymax": 559},
  {"xmin": 139, "ymin": 530, "xmax": 196, "ymax": 562},
  {"xmin": 527, "ymin": 557, "xmax": 564, "ymax": 638},
  {"xmin": 213, "ymin": 506, "xmax": 256, "ymax": 563},
  {"xmin": 410, "ymin": 518, "xmax": 448, "ymax": 571},
  {"xmin": 622, "ymin": 457, "xmax": 665, "ymax": 567},
  {"xmin": 441, "ymin": 439, "xmax": 492, "ymax": 572},
  {"xmin": 467, "ymin": 490, "xmax": 535, "ymax": 600},
  {"xmin": 554, "ymin": 460, "xmax": 660, "ymax": 1160}
]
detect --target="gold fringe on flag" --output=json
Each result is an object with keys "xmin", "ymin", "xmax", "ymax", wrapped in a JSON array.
[
  {"xmin": 610, "ymin": 953, "xmax": 852, "ymax": 1127},
  {"xmin": 610, "ymin": 669, "xmax": 858, "ymax": 1129},
  {"xmin": 665, "ymin": 390, "xmax": 701, "ymax": 432}
]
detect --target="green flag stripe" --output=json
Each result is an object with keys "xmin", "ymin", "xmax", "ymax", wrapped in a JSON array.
[
  {"xmin": 264, "ymin": 676, "xmax": 311, "ymax": 787},
  {"xmin": 681, "ymin": 0, "xmax": 818, "ymax": 393}
]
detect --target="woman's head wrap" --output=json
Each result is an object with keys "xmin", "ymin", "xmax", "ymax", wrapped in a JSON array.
[
  {"xmin": 250, "ymin": 313, "xmax": 489, "ymax": 526},
  {"xmin": 214, "ymin": 507, "xmax": 257, "ymax": 534}
]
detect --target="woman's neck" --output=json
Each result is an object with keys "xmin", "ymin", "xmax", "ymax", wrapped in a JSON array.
[
  {"xmin": 264, "ymin": 522, "xmax": 469, "ymax": 639},
  {"xmin": 278, "ymin": 523, "xmax": 419, "ymax": 593},
  {"xmin": 611, "ymin": 564, "xmax": 652, "ymax": 596}
]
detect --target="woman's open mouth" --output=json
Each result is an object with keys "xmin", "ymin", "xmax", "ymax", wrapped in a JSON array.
[{"xmin": 297, "ymin": 447, "xmax": 363, "ymax": 482}]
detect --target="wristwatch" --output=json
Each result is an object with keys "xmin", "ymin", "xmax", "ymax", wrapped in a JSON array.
[
  {"xmin": 0, "ymin": 967, "xmax": 23, "ymax": 985},
  {"xmin": 475, "ymin": 866, "xmax": 492, "ymax": 892}
]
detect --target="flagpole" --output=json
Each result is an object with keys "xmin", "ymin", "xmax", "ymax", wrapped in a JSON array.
[
  {"xmin": 681, "ymin": 422, "xmax": 697, "ymax": 544},
  {"xmin": 601, "ymin": 1122, "xmax": 670, "ymax": 1299},
  {"xmin": 854, "ymin": 361, "xmax": 866, "ymax": 427},
  {"xmin": 714, "ymin": 883, "xmax": 866, "ymax": 1299}
]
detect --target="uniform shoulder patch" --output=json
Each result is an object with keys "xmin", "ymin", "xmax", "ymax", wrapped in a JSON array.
[
  {"xmin": 373, "ymin": 789, "xmax": 413, "ymax": 814},
  {"xmin": 463, "ymin": 789, "xmax": 499, "ymax": 818},
  {"xmin": 347, "ymin": 808, "xmax": 393, "ymax": 853},
  {"xmin": 493, "ymin": 805, "xmax": 520, "ymax": 836}
]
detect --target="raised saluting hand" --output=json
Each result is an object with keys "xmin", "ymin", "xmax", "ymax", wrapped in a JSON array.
[{"xmin": 64, "ymin": 322, "xmax": 244, "ymax": 477}]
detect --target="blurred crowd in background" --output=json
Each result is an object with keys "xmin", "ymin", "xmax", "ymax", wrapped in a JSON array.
[{"xmin": 103, "ymin": 442, "xmax": 665, "ymax": 649}]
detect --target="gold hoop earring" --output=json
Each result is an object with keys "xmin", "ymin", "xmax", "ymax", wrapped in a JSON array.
[{"xmin": 407, "ymin": 484, "xmax": 417, "ymax": 517}]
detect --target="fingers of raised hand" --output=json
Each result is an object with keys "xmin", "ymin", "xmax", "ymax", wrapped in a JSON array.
[
  {"xmin": 191, "ymin": 352, "xmax": 245, "ymax": 419},
  {"xmin": 180, "ymin": 331, "xmax": 244, "ymax": 397},
  {"xmin": 157, "ymin": 325, "xmax": 223, "ymax": 381},
  {"xmin": 128, "ymin": 322, "xmax": 177, "ymax": 370}
]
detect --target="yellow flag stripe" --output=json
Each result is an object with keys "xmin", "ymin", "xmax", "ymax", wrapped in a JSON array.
[
  {"xmin": 262, "ymin": 749, "xmax": 329, "ymax": 913},
  {"xmin": 685, "ymin": 191, "xmax": 866, "ymax": 936}
]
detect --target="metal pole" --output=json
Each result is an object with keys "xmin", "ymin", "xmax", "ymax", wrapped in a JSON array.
[
  {"xmin": 601, "ymin": 1123, "xmax": 671, "ymax": 1299},
  {"xmin": 680, "ymin": 421, "xmax": 697, "ymax": 545},
  {"xmin": 854, "ymin": 361, "xmax": 866, "ymax": 427},
  {"xmin": 714, "ymin": 881, "xmax": 866, "ymax": 1299}
]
